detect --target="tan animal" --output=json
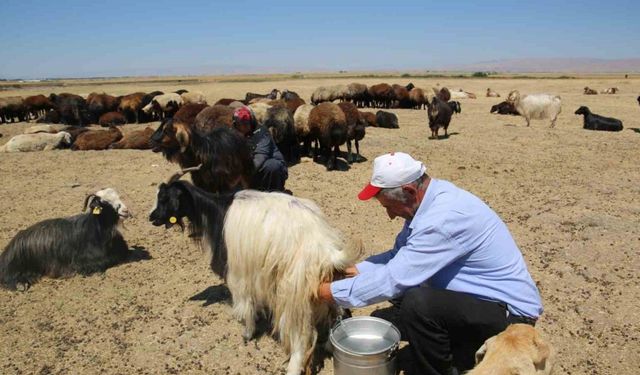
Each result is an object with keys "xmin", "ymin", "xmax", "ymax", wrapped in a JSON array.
[
  {"xmin": 600, "ymin": 87, "xmax": 619, "ymax": 94},
  {"xmin": 109, "ymin": 127, "xmax": 155, "ymax": 150},
  {"xmin": 468, "ymin": 324, "xmax": 555, "ymax": 375},
  {"xmin": 583, "ymin": 86, "xmax": 598, "ymax": 95},
  {"xmin": 71, "ymin": 127, "xmax": 123, "ymax": 151},
  {"xmin": 486, "ymin": 88, "xmax": 500, "ymax": 97},
  {"xmin": 0, "ymin": 132, "xmax": 71, "ymax": 152}
]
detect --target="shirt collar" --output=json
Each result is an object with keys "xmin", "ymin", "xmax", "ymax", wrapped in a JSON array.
[{"xmin": 408, "ymin": 178, "xmax": 438, "ymax": 229}]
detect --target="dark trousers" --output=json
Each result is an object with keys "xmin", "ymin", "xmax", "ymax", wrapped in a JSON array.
[
  {"xmin": 253, "ymin": 159, "xmax": 288, "ymax": 192},
  {"xmin": 371, "ymin": 286, "xmax": 535, "ymax": 375}
]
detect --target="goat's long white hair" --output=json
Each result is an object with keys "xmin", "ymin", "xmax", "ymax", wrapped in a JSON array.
[
  {"xmin": 224, "ymin": 190, "xmax": 361, "ymax": 375},
  {"xmin": 508, "ymin": 90, "xmax": 562, "ymax": 127}
]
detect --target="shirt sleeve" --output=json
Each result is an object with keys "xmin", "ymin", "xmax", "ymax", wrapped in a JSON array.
[
  {"xmin": 331, "ymin": 225, "xmax": 469, "ymax": 308},
  {"xmin": 355, "ymin": 221, "xmax": 411, "ymax": 273},
  {"xmin": 252, "ymin": 130, "xmax": 271, "ymax": 170}
]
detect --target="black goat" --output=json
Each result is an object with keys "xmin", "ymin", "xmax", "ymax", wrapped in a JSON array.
[
  {"xmin": 491, "ymin": 101, "xmax": 520, "ymax": 116},
  {"xmin": 149, "ymin": 169, "xmax": 234, "ymax": 278},
  {"xmin": 0, "ymin": 188, "xmax": 132, "ymax": 291},
  {"xmin": 448, "ymin": 101, "xmax": 462, "ymax": 114},
  {"xmin": 574, "ymin": 106, "xmax": 623, "ymax": 132},
  {"xmin": 427, "ymin": 96, "xmax": 453, "ymax": 139},
  {"xmin": 245, "ymin": 89, "xmax": 279, "ymax": 103}
]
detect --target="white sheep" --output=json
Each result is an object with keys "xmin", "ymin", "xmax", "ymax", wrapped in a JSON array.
[
  {"xmin": 24, "ymin": 124, "xmax": 68, "ymax": 134},
  {"xmin": 450, "ymin": 89, "xmax": 477, "ymax": 99},
  {"xmin": 293, "ymin": 104, "xmax": 314, "ymax": 139},
  {"xmin": 0, "ymin": 132, "xmax": 72, "ymax": 152},
  {"xmin": 180, "ymin": 91, "xmax": 207, "ymax": 105},
  {"xmin": 507, "ymin": 90, "xmax": 562, "ymax": 128}
]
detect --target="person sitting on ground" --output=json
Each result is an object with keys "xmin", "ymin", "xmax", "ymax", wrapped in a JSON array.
[
  {"xmin": 232, "ymin": 106, "xmax": 288, "ymax": 192},
  {"xmin": 318, "ymin": 151, "xmax": 543, "ymax": 375}
]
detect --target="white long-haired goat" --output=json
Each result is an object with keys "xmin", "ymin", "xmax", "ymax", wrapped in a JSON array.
[
  {"xmin": 149, "ymin": 171, "xmax": 361, "ymax": 375},
  {"xmin": 507, "ymin": 90, "xmax": 562, "ymax": 128}
]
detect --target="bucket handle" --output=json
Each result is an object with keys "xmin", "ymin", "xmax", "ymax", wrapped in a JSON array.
[{"xmin": 387, "ymin": 342, "xmax": 399, "ymax": 360}]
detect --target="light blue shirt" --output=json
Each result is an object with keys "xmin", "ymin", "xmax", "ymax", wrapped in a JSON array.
[{"xmin": 331, "ymin": 179, "xmax": 543, "ymax": 318}]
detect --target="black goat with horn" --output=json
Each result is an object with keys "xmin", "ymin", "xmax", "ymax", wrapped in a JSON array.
[{"xmin": 0, "ymin": 188, "xmax": 132, "ymax": 291}]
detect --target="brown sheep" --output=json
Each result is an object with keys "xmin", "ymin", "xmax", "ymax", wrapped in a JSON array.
[
  {"xmin": 293, "ymin": 104, "xmax": 314, "ymax": 156},
  {"xmin": 284, "ymin": 97, "xmax": 306, "ymax": 114},
  {"xmin": 468, "ymin": 324, "xmax": 555, "ymax": 375},
  {"xmin": 23, "ymin": 95, "xmax": 54, "ymax": 119},
  {"xmin": 194, "ymin": 105, "xmax": 234, "ymax": 133},
  {"xmin": 71, "ymin": 127, "xmax": 123, "ymax": 151},
  {"xmin": 87, "ymin": 93, "xmax": 120, "ymax": 123},
  {"xmin": 214, "ymin": 98, "xmax": 246, "ymax": 106},
  {"xmin": 433, "ymin": 87, "xmax": 451, "ymax": 102},
  {"xmin": 338, "ymin": 102, "xmax": 365, "ymax": 163},
  {"xmin": 392, "ymin": 84, "xmax": 411, "ymax": 108},
  {"xmin": 583, "ymin": 87, "xmax": 598, "ymax": 95},
  {"xmin": 109, "ymin": 127, "xmax": 155, "ymax": 150},
  {"xmin": 0, "ymin": 96, "xmax": 27, "ymax": 123},
  {"xmin": 117, "ymin": 92, "xmax": 146, "ymax": 123},
  {"xmin": 409, "ymin": 88, "xmax": 427, "ymax": 109},
  {"xmin": 308, "ymin": 102, "xmax": 348, "ymax": 170},
  {"xmin": 368, "ymin": 83, "xmax": 394, "ymax": 108},
  {"xmin": 358, "ymin": 111, "xmax": 377, "ymax": 127},
  {"xmin": 98, "ymin": 112, "xmax": 127, "ymax": 127}
]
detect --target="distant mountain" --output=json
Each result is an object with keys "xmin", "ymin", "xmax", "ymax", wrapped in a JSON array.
[{"xmin": 447, "ymin": 58, "xmax": 640, "ymax": 73}]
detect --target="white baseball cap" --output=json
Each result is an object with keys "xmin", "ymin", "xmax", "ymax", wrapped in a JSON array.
[{"xmin": 358, "ymin": 152, "xmax": 427, "ymax": 200}]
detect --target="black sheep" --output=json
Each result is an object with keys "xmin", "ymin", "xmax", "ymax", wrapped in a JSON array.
[
  {"xmin": 0, "ymin": 189, "xmax": 133, "ymax": 291},
  {"xmin": 574, "ymin": 106, "xmax": 623, "ymax": 132},
  {"xmin": 375, "ymin": 110, "xmax": 399, "ymax": 129}
]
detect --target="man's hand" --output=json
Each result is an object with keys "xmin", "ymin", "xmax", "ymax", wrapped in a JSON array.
[
  {"xmin": 344, "ymin": 266, "xmax": 359, "ymax": 278},
  {"xmin": 318, "ymin": 282, "xmax": 334, "ymax": 303}
]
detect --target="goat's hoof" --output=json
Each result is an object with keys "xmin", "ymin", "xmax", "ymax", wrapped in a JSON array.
[
  {"xmin": 242, "ymin": 329, "xmax": 254, "ymax": 343},
  {"xmin": 16, "ymin": 282, "xmax": 29, "ymax": 292}
]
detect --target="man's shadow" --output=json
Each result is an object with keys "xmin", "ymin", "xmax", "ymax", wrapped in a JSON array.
[{"xmin": 630, "ymin": 128, "xmax": 640, "ymax": 133}]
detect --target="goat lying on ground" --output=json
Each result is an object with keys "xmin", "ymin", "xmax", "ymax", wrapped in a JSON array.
[
  {"xmin": 468, "ymin": 324, "xmax": 555, "ymax": 375},
  {"xmin": 574, "ymin": 106, "xmax": 623, "ymax": 132},
  {"xmin": 0, "ymin": 188, "xmax": 132, "ymax": 291},
  {"xmin": 149, "ymin": 167, "xmax": 361, "ymax": 375}
]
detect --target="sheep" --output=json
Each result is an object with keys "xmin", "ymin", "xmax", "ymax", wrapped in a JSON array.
[
  {"xmin": 245, "ymin": 89, "xmax": 279, "ymax": 103},
  {"xmin": 180, "ymin": 91, "xmax": 207, "ymax": 105},
  {"xmin": 310, "ymin": 85, "xmax": 348, "ymax": 105},
  {"xmin": 507, "ymin": 90, "xmax": 562, "ymax": 127},
  {"xmin": 117, "ymin": 92, "xmax": 147, "ymax": 123},
  {"xmin": 214, "ymin": 98, "xmax": 246, "ymax": 106},
  {"xmin": 375, "ymin": 110, "xmax": 399, "ymax": 129},
  {"xmin": 346, "ymin": 83, "xmax": 369, "ymax": 107},
  {"xmin": 433, "ymin": 87, "xmax": 451, "ymax": 102},
  {"xmin": 283, "ymin": 97, "xmax": 306, "ymax": 115},
  {"xmin": 141, "ymin": 93, "xmax": 183, "ymax": 120},
  {"xmin": 248, "ymin": 102, "xmax": 273, "ymax": 125},
  {"xmin": 0, "ymin": 188, "xmax": 132, "ymax": 291},
  {"xmin": 49, "ymin": 93, "xmax": 88, "ymax": 126},
  {"xmin": 583, "ymin": 87, "xmax": 598, "ymax": 95},
  {"xmin": 24, "ymin": 124, "xmax": 69, "ymax": 134},
  {"xmin": 358, "ymin": 111, "xmax": 377, "ymax": 127},
  {"xmin": 293, "ymin": 104, "xmax": 315, "ymax": 156},
  {"xmin": 491, "ymin": 101, "xmax": 520, "ymax": 116},
  {"xmin": 486, "ymin": 88, "xmax": 500, "ymax": 97},
  {"xmin": 468, "ymin": 324, "xmax": 555, "ymax": 375},
  {"xmin": 450, "ymin": 89, "xmax": 477, "ymax": 99},
  {"xmin": 574, "ymin": 106, "xmax": 623, "ymax": 132},
  {"xmin": 228, "ymin": 101, "xmax": 246, "ymax": 109},
  {"xmin": 140, "ymin": 91, "xmax": 165, "ymax": 121},
  {"xmin": 264, "ymin": 106, "xmax": 299, "ymax": 165},
  {"xmin": 368, "ymin": 83, "xmax": 394, "ymax": 108},
  {"xmin": 280, "ymin": 89, "xmax": 301, "ymax": 101},
  {"xmin": 409, "ymin": 87, "xmax": 427, "ymax": 109},
  {"xmin": 427, "ymin": 96, "xmax": 454, "ymax": 139},
  {"xmin": 338, "ymin": 102, "xmax": 365, "ymax": 163},
  {"xmin": 392, "ymin": 84, "xmax": 411, "ymax": 108},
  {"xmin": 109, "ymin": 127, "xmax": 155, "ymax": 149},
  {"xmin": 0, "ymin": 132, "xmax": 72, "ymax": 152},
  {"xmin": 98, "ymin": 112, "xmax": 127, "ymax": 127},
  {"xmin": 149, "ymin": 171, "xmax": 360, "ymax": 375},
  {"xmin": 0, "ymin": 96, "xmax": 27, "ymax": 123},
  {"xmin": 150, "ymin": 111, "xmax": 254, "ymax": 193},
  {"xmin": 71, "ymin": 127, "xmax": 123, "ymax": 151},
  {"xmin": 23, "ymin": 95, "xmax": 54, "ymax": 119},
  {"xmin": 600, "ymin": 87, "xmax": 619, "ymax": 94},
  {"xmin": 194, "ymin": 105, "xmax": 234, "ymax": 133},
  {"xmin": 308, "ymin": 102, "xmax": 348, "ymax": 170},
  {"xmin": 86, "ymin": 93, "xmax": 120, "ymax": 123}
]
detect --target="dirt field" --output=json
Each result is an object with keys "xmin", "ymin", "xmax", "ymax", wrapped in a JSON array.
[{"xmin": 0, "ymin": 75, "xmax": 638, "ymax": 374}]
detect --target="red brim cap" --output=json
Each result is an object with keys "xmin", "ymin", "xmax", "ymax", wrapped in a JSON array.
[{"xmin": 357, "ymin": 184, "xmax": 382, "ymax": 201}]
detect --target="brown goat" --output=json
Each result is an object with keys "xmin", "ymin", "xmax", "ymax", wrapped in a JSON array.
[
  {"xmin": 98, "ymin": 112, "xmax": 127, "ymax": 127},
  {"xmin": 338, "ymin": 102, "xmax": 365, "ymax": 163},
  {"xmin": 308, "ymin": 102, "xmax": 348, "ymax": 170},
  {"xmin": 109, "ymin": 127, "xmax": 155, "ymax": 150},
  {"xmin": 71, "ymin": 127, "xmax": 123, "ymax": 151}
]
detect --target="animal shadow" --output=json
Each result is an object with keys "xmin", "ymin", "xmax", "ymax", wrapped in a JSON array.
[
  {"xmin": 503, "ymin": 123, "xmax": 518, "ymax": 127},
  {"xmin": 630, "ymin": 128, "xmax": 640, "ymax": 133},
  {"xmin": 312, "ymin": 155, "xmax": 351, "ymax": 172},
  {"xmin": 189, "ymin": 284, "xmax": 231, "ymax": 306},
  {"xmin": 126, "ymin": 246, "xmax": 152, "ymax": 262},
  {"xmin": 429, "ymin": 132, "xmax": 460, "ymax": 140}
]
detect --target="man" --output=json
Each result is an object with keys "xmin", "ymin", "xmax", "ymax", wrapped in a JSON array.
[
  {"xmin": 232, "ymin": 106, "xmax": 288, "ymax": 192},
  {"xmin": 318, "ymin": 152, "xmax": 543, "ymax": 375}
]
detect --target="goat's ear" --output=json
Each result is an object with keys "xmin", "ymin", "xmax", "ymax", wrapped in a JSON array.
[
  {"xmin": 175, "ymin": 125, "xmax": 190, "ymax": 153},
  {"xmin": 83, "ymin": 194, "xmax": 97, "ymax": 212},
  {"xmin": 474, "ymin": 336, "xmax": 494, "ymax": 364}
]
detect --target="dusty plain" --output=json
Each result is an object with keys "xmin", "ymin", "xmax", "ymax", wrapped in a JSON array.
[{"xmin": 0, "ymin": 74, "xmax": 638, "ymax": 374}]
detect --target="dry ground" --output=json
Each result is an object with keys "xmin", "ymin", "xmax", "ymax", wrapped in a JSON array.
[{"xmin": 0, "ymin": 76, "xmax": 639, "ymax": 374}]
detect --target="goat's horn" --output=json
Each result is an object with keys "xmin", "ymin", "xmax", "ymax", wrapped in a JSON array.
[
  {"xmin": 168, "ymin": 164, "xmax": 203, "ymax": 184},
  {"xmin": 83, "ymin": 194, "xmax": 97, "ymax": 211}
]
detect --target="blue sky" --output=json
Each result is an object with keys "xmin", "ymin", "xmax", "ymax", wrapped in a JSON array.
[{"xmin": 1, "ymin": 0, "xmax": 639, "ymax": 78}]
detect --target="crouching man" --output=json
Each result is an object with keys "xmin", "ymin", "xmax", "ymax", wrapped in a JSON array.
[
  {"xmin": 318, "ymin": 152, "xmax": 543, "ymax": 375},
  {"xmin": 232, "ymin": 106, "xmax": 288, "ymax": 192}
]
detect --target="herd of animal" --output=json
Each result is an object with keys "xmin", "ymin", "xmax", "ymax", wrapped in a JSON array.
[{"xmin": 0, "ymin": 79, "xmax": 635, "ymax": 374}]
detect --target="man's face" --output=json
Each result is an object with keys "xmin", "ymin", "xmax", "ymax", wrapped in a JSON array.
[{"xmin": 375, "ymin": 190, "xmax": 416, "ymax": 220}]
